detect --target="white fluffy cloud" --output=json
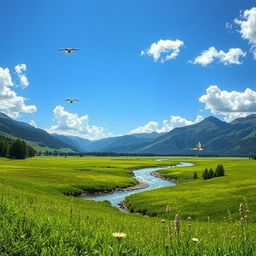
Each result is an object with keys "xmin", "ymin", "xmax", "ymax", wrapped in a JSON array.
[
  {"xmin": 234, "ymin": 7, "xmax": 256, "ymax": 58},
  {"xmin": 0, "ymin": 66, "xmax": 36, "ymax": 119},
  {"xmin": 141, "ymin": 39, "xmax": 184, "ymax": 63},
  {"xmin": 199, "ymin": 85, "xmax": 256, "ymax": 121},
  {"xmin": 129, "ymin": 121, "xmax": 159, "ymax": 134},
  {"xmin": 129, "ymin": 115, "xmax": 203, "ymax": 134},
  {"xmin": 47, "ymin": 105, "xmax": 112, "ymax": 140},
  {"xmin": 15, "ymin": 64, "xmax": 29, "ymax": 88},
  {"xmin": 191, "ymin": 47, "xmax": 246, "ymax": 66}
]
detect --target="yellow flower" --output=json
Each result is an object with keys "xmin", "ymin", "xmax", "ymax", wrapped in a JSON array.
[
  {"xmin": 192, "ymin": 238, "xmax": 199, "ymax": 243},
  {"xmin": 112, "ymin": 232, "xmax": 126, "ymax": 240},
  {"xmin": 20, "ymin": 234, "xmax": 26, "ymax": 240}
]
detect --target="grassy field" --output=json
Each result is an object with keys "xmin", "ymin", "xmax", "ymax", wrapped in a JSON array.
[
  {"xmin": 0, "ymin": 156, "xmax": 255, "ymax": 255},
  {"xmin": 126, "ymin": 157, "xmax": 256, "ymax": 221}
]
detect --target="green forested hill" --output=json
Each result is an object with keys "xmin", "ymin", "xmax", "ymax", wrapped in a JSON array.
[{"xmin": 0, "ymin": 112, "xmax": 76, "ymax": 152}]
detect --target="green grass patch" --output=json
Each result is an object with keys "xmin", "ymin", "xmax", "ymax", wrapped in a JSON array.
[
  {"xmin": 126, "ymin": 157, "xmax": 256, "ymax": 221},
  {"xmin": 0, "ymin": 156, "xmax": 255, "ymax": 255}
]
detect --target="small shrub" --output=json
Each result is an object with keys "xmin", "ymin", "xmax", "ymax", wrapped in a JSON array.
[{"xmin": 193, "ymin": 171, "xmax": 198, "ymax": 179}]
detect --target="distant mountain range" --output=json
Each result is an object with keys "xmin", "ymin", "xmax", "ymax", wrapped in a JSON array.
[
  {"xmin": 134, "ymin": 115, "xmax": 256, "ymax": 155},
  {"xmin": 1, "ymin": 111, "xmax": 256, "ymax": 155}
]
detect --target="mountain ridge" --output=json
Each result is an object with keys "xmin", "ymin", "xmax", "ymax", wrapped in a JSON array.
[{"xmin": 1, "ymin": 112, "xmax": 256, "ymax": 155}]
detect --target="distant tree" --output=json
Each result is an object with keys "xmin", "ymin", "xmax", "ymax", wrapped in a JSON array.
[
  {"xmin": 202, "ymin": 168, "xmax": 209, "ymax": 180},
  {"xmin": 8, "ymin": 139, "xmax": 26, "ymax": 159},
  {"xmin": 193, "ymin": 171, "xmax": 198, "ymax": 179},
  {"xmin": 0, "ymin": 140, "xmax": 8, "ymax": 157},
  {"xmin": 27, "ymin": 146, "xmax": 36, "ymax": 157},
  {"xmin": 215, "ymin": 164, "xmax": 225, "ymax": 177},
  {"xmin": 209, "ymin": 168, "xmax": 215, "ymax": 178}
]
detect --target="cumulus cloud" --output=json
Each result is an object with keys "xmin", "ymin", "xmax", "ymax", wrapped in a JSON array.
[
  {"xmin": 129, "ymin": 115, "xmax": 203, "ymax": 134},
  {"xmin": 191, "ymin": 47, "xmax": 246, "ymax": 66},
  {"xmin": 199, "ymin": 85, "xmax": 256, "ymax": 121},
  {"xmin": 234, "ymin": 7, "xmax": 256, "ymax": 59},
  {"xmin": 141, "ymin": 39, "xmax": 184, "ymax": 63},
  {"xmin": 0, "ymin": 66, "xmax": 36, "ymax": 119},
  {"xmin": 235, "ymin": 7, "xmax": 256, "ymax": 44},
  {"xmin": 47, "ymin": 105, "xmax": 112, "ymax": 140},
  {"xmin": 15, "ymin": 64, "xmax": 29, "ymax": 88}
]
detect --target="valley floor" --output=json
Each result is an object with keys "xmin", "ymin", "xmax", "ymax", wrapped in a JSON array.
[{"xmin": 0, "ymin": 156, "xmax": 255, "ymax": 255}]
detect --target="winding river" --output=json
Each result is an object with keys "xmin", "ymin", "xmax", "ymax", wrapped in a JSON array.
[{"xmin": 85, "ymin": 161, "xmax": 193, "ymax": 211}]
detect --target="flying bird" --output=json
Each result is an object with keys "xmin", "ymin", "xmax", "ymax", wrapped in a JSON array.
[
  {"xmin": 59, "ymin": 48, "xmax": 79, "ymax": 54},
  {"xmin": 65, "ymin": 99, "xmax": 79, "ymax": 103},
  {"xmin": 192, "ymin": 142, "xmax": 203, "ymax": 151}
]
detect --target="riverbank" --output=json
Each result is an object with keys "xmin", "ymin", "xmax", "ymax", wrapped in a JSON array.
[
  {"xmin": 78, "ymin": 183, "xmax": 149, "ymax": 198},
  {"xmin": 83, "ymin": 164, "xmax": 194, "ymax": 210},
  {"xmin": 151, "ymin": 170, "xmax": 179, "ymax": 184}
]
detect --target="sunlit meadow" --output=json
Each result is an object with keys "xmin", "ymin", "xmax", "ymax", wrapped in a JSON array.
[{"xmin": 0, "ymin": 156, "xmax": 255, "ymax": 255}]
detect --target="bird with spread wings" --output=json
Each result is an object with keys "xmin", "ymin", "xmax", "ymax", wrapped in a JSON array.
[
  {"xmin": 65, "ymin": 99, "xmax": 79, "ymax": 103},
  {"xmin": 59, "ymin": 48, "xmax": 79, "ymax": 54}
]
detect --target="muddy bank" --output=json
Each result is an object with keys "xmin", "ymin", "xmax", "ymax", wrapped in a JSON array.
[{"xmin": 79, "ymin": 183, "xmax": 149, "ymax": 198}]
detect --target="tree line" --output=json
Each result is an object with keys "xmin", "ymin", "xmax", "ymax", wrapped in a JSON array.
[
  {"xmin": 193, "ymin": 164, "xmax": 225, "ymax": 180},
  {"xmin": 0, "ymin": 137, "xmax": 35, "ymax": 159}
]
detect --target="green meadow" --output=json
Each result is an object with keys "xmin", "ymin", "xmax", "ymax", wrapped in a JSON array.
[{"xmin": 0, "ymin": 156, "xmax": 255, "ymax": 255}]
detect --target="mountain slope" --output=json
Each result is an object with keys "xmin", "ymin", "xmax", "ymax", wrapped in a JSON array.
[
  {"xmin": 0, "ymin": 113, "xmax": 76, "ymax": 151},
  {"xmin": 54, "ymin": 132, "xmax": 164, "ymax": 152},
  {"xmin": 136, "ymin": 115, "xmax": 256, "ymax": 155},
  {"xmin": 95, "ymin": 133, "xmax": 163, "ymax": 153},
  {"xmin": 52, "ymin": 134, "xmax": 91, "ymax": 152}
]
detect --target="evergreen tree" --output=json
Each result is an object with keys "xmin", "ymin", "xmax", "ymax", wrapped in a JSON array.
[
  {"xmin": 202, "ymin": 168, "xmax": 209, "ymax": 180},
  {"xmin": 27, "ymin": 146, "xmax": 35, "ymax": 157},
  {"xmin": 0, "ymin": 140, "xmax": 8, "ymax": 157},
  {"xmin": 8, "ymin": 139, "xmax": 26, "ymax": 159},
  {"xmin": 215, "ymin": 164, "xmax": 225, "ymax": 177},
  {"xmin": 193, "ymin": 171, "xmax": 198, "ymax": 179},
  {"xmin": 209, "ymin": 168, "xmax": 215, "ymax": 178}
]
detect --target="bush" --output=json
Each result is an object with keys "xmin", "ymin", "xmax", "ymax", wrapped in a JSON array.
[{"xmin": 193, "ymin": 171, "xmax": 198, "ymax": 179}]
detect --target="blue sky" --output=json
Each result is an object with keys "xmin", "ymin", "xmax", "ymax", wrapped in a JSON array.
[{"xmin": 1, "ymin": 0, "xmax": 256, "ymax": 140}]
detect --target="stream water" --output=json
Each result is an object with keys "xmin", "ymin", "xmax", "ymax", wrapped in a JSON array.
[{"xmin": 84, "ymin": 162, "xmax": 193, "ymax": 211}]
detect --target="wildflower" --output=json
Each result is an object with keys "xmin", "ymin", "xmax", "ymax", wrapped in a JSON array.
[
  {"xmin": 192, "ymin": 238, "xmax": 199, "ymax": 243},
  {"xmin": 161, "ymin": 219, "xmax": 166, "ymax": 224},
  {"xmin": 112, "ymin": 232, "xmax": 126, "ymax": 240},
  {"xmin": 239, "ymin": 203, "xmax": 244, "ymax": 215},
  {"xmin": 187, "ymin": 216, "xmax": 192, "ymax": 228},
  {"xmin": 174, "ymin": 214, "xmax": 180, "ymax": 232},
  {"xmin": 20, "ymin": 234, "xmax": 26, "ymax": 240},
  {"xmin": 166, "ymin": 205, "xmax": 172, "ymax": 213}
]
